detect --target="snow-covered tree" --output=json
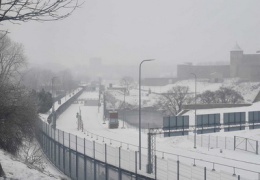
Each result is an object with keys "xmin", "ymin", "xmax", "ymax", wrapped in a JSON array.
[{"xmin": 155, "ymin": 86, "xmax": 192, "ymax": 116}]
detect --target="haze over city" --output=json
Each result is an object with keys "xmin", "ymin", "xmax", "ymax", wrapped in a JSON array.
[
  {"xmin": 5, "ymin": 0, "xmax": 260, "ymax": 75},
  {"xmin": 2, "ymin": 0, "xmax": 260, "ymax": 179}
]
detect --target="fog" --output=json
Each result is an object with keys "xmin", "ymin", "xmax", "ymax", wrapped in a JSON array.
[{"xmin": 4, "ymin": 0, "xmax": 260, "ymax": 79}]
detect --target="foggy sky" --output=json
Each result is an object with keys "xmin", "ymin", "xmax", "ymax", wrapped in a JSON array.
[{"xmin": 4, "ymin": 0, "xmax": 260, "ymax": 70}]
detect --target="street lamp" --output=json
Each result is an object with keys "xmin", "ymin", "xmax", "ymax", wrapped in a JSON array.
[
  {"xmin": 139, "ymin": 59, "xmax": 155, "ymax": 170},
  {"xmin": 122, "ymin": 88, "xmax": 126, "ymax": 129},
  {"xmin": 51, "ymin": 76, "xmax": 57, "ymax": 129},
  {"xmin": 190, "ymin": 73, "xmax": 197, "ymax": 149}
]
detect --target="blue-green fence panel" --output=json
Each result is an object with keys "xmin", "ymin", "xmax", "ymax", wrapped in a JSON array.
[
  {"xmin": 163, "ymin": 116, "xmax": 189, "ymax": 137},
  {"xmin": 96, "ymin": 163, "xmax": 106, "ymax": 180},
  {"xmin": 108, "ymin": 167, "xmax": 119, "ymax": 180},
  {"xmin": 71, "ymin": 151, "xmax": 77, "ymax": 180},
  {"xmin": 196, "ymin": 114, "xmax": 220, "ymax": 134},
  {"xmin": 59, "ymin": 146, "xmax": 64, "ymax": 171},
  {"xmin": 249, "ymin": 111, "xmax": 260, "ymax": 129},
  {"xmin": 86, "ymin": 158, "xmax": 95, "ymax": 180},
  {"xmin": 224, "ymin": 112, "xmax": 245, "ymax": 132},
  {"xmin": 64, "ymin": 148, "xmax": 70, "ymax": 176},
  {"xmin": 77, "ymin": 154, "xmax": 85, "ymax": 180}
]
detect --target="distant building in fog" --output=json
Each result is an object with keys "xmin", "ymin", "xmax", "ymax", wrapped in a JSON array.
[
  {"xmin": 177, "ymin": 43, "xmax": 260, "ymax": 81},
  {"xmin": 177, "ymin": 63, "xmax": 229, "ymax": 80},
  {"xmin": 230, "ymin": 44, "xmax": 260, "ymax": 81},
  {"xmin": 142, "ymin": 77, "xmax": 177, "ymax": 86}
]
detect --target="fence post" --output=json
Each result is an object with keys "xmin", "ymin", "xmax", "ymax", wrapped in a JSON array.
[
  {"xmin": 76, "ymin": 136, "xmax": 78, "ymax": 180},
  {"xmin": 216, "ymin": 136, "xmax": 218, "ymax": 148},
  {"xmin": 63, "ymin": 131, "xmax": 65, "ymax": 172},
  {"xmin": 93, "ymin": 141, "xmax": 96, "ymax": 180},
  {"xmin": 119, "ymin": 146, "xmax": 121, "ymax": 180},
  {"xmin": 54, "ymin": 128, "xmax": 56, "ymax": 164},
  {"xmin": 155, "ymin": 155, "xmax": 157, "ymax": 180},
  {"xmin": 168, "ymin": 116, "xmax": 171, "ymax": 137},
  {"xmin": 238, "ymin": 175, "xmax": 240, "ymax": 180},
  {"xmin": 256, "ymin": 141, "xmax": 259, "ymax": 155},
  {"xmin": 225, "ymin": 137, "xmax": 227, "ymax": 149},
  {"xmin": 208, "ymin": 135, "xmax": 210, "ymax": 151},
  {"xmin": 177, "ymin": 160, "xmax": 179, "ymax": 180},
  {"xmin": 69, "ymin": 133, "xmax": 71, "ymax": 177},
  {"xmin": 246, "ymin": 138, "xmax": 248, "ymax": 151},
  {"xmin": 48, "ymin": 128, "xmax": 51, "ymax": 158},
  {"xmin": 201, "ymin": 135, "xmax": 203, "ymax": 147},
  {"xmin": 234, "ymin": 136, "xmax": 236, "ymax": 151},
  {"xmin": 204, "ymin": 167, "xmax": 206, "ymax": 180},
  {"xmin": 84, "ymin": 138, "xmax": 86, "ymax": 180},
  {"xmin": 135, "ymin": 151, "xmax": 138, "ymax": 180},
  {"xmin": 58, "ymin": 130, "xmax": 60, "ymax": 166},
  {"xmin": 105, "ymin": 143, "xmax": 108, "ymax": 180}
]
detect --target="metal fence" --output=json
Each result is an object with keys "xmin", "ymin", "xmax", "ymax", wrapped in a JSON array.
[
  {"xmin": 38, "ymin": 120, "xmax": 155, "ymax": 180},
  {"xmin": 235, "ymin": 136, "xmax": 259, "ymax": 154},
  {"xmin": 39, "ymin": 121, "xmax": 257, "ymax": 180},
  {"xmin": 188, "ymin": 134, "xmax": 260, "ymax": 155},
  {"xmin": 38, "ymin": 89, "xmax": 259, "ymax": 180},
  {"xmin": 188, "ymin": 134, "xmax": 235, "ymax": 151}
]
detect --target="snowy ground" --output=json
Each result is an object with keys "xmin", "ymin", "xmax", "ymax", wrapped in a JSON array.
[
  {"xmin": 0, "ymin": 90, "xmax": 84, "ymax": 180},
  {"xmin": 0, "ymin": 149, "xmax": 70, "ymax": 180},
  {"xmin": 142, "ymin": 78, "xmax": 260, "ymax": 104},
  {"xmin": 56, "ymin": 90, "xmax": 260, "ymax": 179},
  {"xmin": 108, "ymin": 78, "xmax": 260, "ymax": 109}
]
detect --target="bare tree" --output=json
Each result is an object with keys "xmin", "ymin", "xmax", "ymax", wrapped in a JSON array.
[
  {"xmin": 215, "ymin": 87, "xmax": 244, "ymax": 104},
  {"xmin": 0, "ymin": 34, "xmax": 38, "ymax": 154},
  {"xmin": 155, "ymin": 86, "xmax": 192, "ymax": 116},
  {"xmin": 0, "ymin": 34, "xmax": 26, "ymax": 84},
  {"xmin": 197, "ymin": 87, "xmax": 244, "ymax": 104},
  {"xmin": 120, "ymin": 76, "xmax": 134, "ymax": 95},
  {"xmin": 0, "ymin": 0, "xmax": 81, "ymax": 23},
  {"xmin": 197, "ymin": 90, "xmax": 217, "ymax": 104}
]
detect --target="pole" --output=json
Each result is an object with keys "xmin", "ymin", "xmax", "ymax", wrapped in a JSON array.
[
  {"xmin": 52, "ymin": 77, "xmax": 57, "ymax": 129},
  {"xmin": 139, "ymin": 59, "xmax": 155, "ymax": 170},
  {"xmin": 122, "ymin": 88, "xmax": 126, "ymax": 129},
  {"xmin": 191, "ymin": 73, "xmax": 197, "ymax": 148}
]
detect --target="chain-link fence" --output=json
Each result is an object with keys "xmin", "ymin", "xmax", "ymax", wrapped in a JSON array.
[{"xmin": 188, "ymin": 134, "xmax": 235, "ymax": 151}]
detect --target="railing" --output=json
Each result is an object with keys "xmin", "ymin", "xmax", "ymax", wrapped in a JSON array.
[{"xmin": 38, "ymin": 121, "xmax": 155, "ymax": 180}]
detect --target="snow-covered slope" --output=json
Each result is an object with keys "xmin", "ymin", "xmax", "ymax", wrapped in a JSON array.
[{"xmin": 0, "ymin": 149, "xmax": 69, "ymax": 180}]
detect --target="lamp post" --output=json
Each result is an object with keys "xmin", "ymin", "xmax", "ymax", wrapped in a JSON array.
[
  {"xmin": 139, "ymin": 59, "xmax": 155, "ymax": 170},
  {"xmin": 190, "ymin": 73, "xmax": 197, "ymax": 149},
  {"xmin": 51, "ymin": 76, "xmax": 57, "ymax": 129},
  {"xmin": 122, "ymin": 88, "xmax": 126, "ymax": 129}
]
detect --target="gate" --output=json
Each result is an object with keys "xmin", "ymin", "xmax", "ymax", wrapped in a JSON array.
[{"xmin": 234, "ymin": 136, "xmax": 259, "ymax": 154}]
